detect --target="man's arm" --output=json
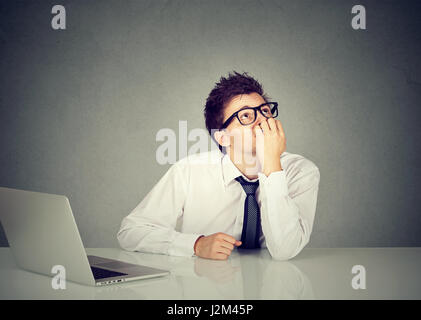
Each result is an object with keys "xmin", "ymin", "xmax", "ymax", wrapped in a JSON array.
[
  {"xmin": 254, "ymin": 118, "xmax": 320, "ymax": 260},
  {"xmin": 257, "ymin": 163, "xmax": 320, "ymax": 260},
  {"xmin": 117, "ymin": 163, "xmax": 203, "ymax": 257}
]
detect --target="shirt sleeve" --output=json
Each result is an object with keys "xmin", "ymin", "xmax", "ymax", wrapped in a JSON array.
[
  {"xmin": 117, "ymin": 163, "xmax": 204, "ymax": 257},
  {"xmin": 257, "ymin": 160, "xmax": 320, "ymax": 261}
]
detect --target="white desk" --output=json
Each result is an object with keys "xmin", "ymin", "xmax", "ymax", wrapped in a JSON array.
[{"xmin": 0, "ymin": 247, "xmax": 420, "ymax": 299}]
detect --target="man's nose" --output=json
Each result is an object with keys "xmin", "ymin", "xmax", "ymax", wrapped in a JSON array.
[{"xmin": 253, "ymin": 112, "xmax": 266, "ymax": 129}]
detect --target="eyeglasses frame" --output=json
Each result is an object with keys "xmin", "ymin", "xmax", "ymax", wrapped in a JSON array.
[{"xmin": 220, "ymin": 102, "xmax": 279, "ymax": 129}]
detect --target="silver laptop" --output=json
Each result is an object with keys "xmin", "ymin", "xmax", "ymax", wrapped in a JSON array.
[{"xmin": 0, "ymin": 187, "xmax": 170, "ymax": 286}]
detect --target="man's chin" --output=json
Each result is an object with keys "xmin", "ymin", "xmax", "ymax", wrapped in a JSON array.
[
  {"xmin": 240, "ymin": 146, "xmax": 256, "ymax": 155},
  {"xmin": 230, "ymin": 147, "xmax": 256, "ymax": 157}
]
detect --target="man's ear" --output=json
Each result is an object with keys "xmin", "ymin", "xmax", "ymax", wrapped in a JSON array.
[{"xmin": 214, "ymin": 130, "xmax": 231, "ymax": 148}]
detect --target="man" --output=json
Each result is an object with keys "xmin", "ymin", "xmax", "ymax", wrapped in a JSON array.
[{"xmin": 117, "ymin": 71, "xmax": 320, "ymax": 261}]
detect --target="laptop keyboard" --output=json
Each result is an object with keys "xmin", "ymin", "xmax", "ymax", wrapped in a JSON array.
[{"xmin": 91, "ymin": 266, "xmax": 128, "ymax": 280}]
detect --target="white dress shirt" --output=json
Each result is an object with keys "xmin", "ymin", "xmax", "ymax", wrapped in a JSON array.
[{"xmin": 117, "ymin": 149, "xmax": 320, "ymax": 260}]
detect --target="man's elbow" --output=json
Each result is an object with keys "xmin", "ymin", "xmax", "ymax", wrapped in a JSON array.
[
  {"xmin": 116, "ymin": 228, "xmax": 136, "ymax": 252},
  {"xmin": 267, "ymin": 237, "xmax": 309, "ymax": 261},
  {"xmin": 268, "ymin": 248, "xmax": 298, "ymax": 261}
]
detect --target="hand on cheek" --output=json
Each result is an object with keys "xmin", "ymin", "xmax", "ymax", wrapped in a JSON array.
[{"xmin": 254, "ymin": 118, "xmax": 286, "ymax": 176}]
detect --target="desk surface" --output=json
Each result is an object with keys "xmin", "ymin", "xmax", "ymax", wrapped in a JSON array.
[{"xmin": 1, "ymin": 247, "xmax": 420, "ymax": 299}]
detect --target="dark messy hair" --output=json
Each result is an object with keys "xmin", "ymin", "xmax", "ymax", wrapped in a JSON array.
[{"xmin": 204, "ymin": 71, "xmax": 270, "ymax": 152}]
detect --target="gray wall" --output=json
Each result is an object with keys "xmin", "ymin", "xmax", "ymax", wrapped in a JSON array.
[{"xmin": 1, "ymin": 0, "xmax": 420, "ymax": 248}]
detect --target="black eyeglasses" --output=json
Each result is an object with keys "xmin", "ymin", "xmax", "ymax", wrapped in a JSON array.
[{"xmin": 220, "ymin": 102, "xmax": 278, "ymax": 129}]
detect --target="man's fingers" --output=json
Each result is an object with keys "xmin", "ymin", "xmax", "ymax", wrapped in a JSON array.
[
  {"xmin": 259, "ymin": 119, "xmax": 270, "ymax": 133},
  {"xmin": 219, "ymin": 233, "xmax": 236, "ymax": 244},
  {"xmin": 275, "ymin": 119, "xmax": 285, "ymax": 137},
  {"xmin": 215, "ymin": 253, "xmax": 229, "ymax": 260},
  {"xmin": 220, "ymin": 239, "xmax": 241, "ymax": 251},
  {"xmin": 216, "ymin": 247, "xmax": 232, "ymax": 256},
  {"xmin": 267, "ymin": 118, "xmax": 278, "ymax": 132},
  {"xmin": 220, "ymin": 241, "xmax": 234, "ymax": 250}
]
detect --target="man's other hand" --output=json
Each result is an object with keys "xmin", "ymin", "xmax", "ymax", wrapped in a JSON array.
[{"xmin": 194, "ymin": 232, "xmax": 242, "ymax": 260}]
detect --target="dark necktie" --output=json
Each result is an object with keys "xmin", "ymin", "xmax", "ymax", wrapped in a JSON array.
[{"xmin": 235, "ymin": 176, "xmax": 261, "ymax": 249}]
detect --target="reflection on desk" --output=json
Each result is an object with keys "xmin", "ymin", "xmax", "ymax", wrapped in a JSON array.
[
  {"xmin": 1, "ymin": 247, "xmax": 420, "ymax": 299},
  {"xmin": 116, "ymin": 248, "xmax": 314, "ymax": 300}
]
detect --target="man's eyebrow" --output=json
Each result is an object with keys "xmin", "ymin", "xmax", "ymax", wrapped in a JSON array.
[{"xmin": 236, "ymin": 102, "xmax": 265, "ymax": 111}]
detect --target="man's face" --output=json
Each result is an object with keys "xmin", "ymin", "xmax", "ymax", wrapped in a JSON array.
[{"xmin": 221, "ymin": 92, "xmax": 267, "ymax": 155}]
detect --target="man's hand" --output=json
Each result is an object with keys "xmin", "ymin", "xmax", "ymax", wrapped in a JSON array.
[
  {"xmin": 194, "ymin": 232, "xmax": 242, "ymax": 260},
  {"xmin": 255, "ymin": 118, "xmax": 286, "ymax": 176}
]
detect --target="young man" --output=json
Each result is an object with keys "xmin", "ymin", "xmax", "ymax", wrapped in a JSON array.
[{"xmin": 117, "ymin": 71, "xmax": 320, "ymax": 261}]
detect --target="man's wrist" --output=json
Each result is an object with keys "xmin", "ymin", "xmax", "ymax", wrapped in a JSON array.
[
  {"xmin": 194, "ymin": 235, "xmax": 204, "ymax": 255},
  {"xmin": 263, "ymin": 158, "xmax": 283, "ymax": 176}
]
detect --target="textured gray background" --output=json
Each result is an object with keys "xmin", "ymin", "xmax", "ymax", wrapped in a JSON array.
[{"xmin": 0, "ymin": 0, "xmax": 420, "ymax": 248}]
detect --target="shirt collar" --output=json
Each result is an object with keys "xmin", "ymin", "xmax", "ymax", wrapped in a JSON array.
[{"xmin": 221, "ymin": 152, "xmax": 259, "ymax": 188}]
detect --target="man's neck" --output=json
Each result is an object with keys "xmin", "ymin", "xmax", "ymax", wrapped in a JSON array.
[{"xmin": 228, "ymin": 149, "xmax": 261, "ymax": 180}]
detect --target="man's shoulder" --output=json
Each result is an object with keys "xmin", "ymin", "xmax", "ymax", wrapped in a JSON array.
[{"xmin": 281, "ymin": 151, "xmax": 320, "ymax": 174}]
